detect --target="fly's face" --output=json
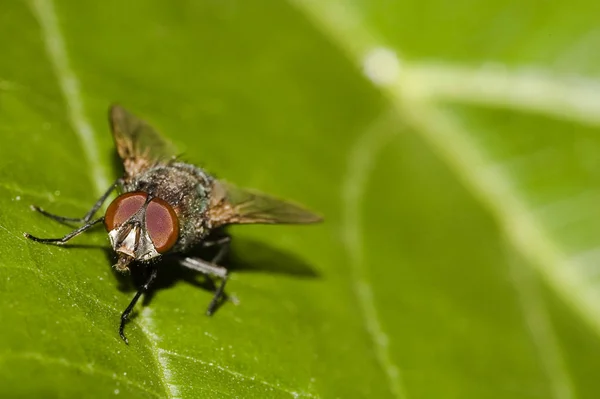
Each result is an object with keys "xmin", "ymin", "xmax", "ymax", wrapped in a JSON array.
[{"xmin": 104, "ymin": 192, "xmax": 179, "ymax": 271}]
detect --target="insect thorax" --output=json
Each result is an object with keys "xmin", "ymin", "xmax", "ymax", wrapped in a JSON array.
[{"xmin": 121, "ymin": 162, "xmax": 213, "ymax": 252}]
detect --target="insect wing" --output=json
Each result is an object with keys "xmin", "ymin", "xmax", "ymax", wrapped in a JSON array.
[
  {"xmin": 208, "ymin": 180, "xmax": 323, "ymax": 227},
  {"xmin": 109, "ymin": 105, "xmax": 177, "ymax": 176}
]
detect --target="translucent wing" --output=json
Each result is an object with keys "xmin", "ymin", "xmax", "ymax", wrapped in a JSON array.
[
  {"xmin": 207, "ymin": 180, "xmax": 323, "ymax": 227},
  {"xmin": 109, "ymin": 104, "xmax": 177, "ymax": 177}
]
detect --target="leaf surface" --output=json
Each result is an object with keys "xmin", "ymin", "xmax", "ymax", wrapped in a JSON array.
[{"xmin": 1, "ymin": 0, "xmax": 600, "ymax": 398}]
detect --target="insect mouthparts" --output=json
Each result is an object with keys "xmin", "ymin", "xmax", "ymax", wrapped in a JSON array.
[{"xmin": 115, "ymin": 255, "xmax": 134, "ymax": 272}]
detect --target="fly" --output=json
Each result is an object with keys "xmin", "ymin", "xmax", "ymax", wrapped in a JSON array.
[{"xmin": 24, "ymin": 105, "xmax": 322, "ymax": 343}]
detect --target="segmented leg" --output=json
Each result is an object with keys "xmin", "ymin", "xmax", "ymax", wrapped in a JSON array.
[
  {"xmin": 180, "ymin": 257, "xmax": 228, "ymax": 315},
  {"xmin": 30, "ymin": 179, "xmax": 120, "ymax": 224},
  {"xmin": 24, "ymin": 217, "xmax": 104, "ymax": 244},
  {"xmin": 119, "ymin": 266, "xmax": 158, "ymax": 344}
]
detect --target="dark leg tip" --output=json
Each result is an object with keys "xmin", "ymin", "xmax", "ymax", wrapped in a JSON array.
[
  {"xmin": 30, "ymin": 205, "xmax": 39, "ymax": 212},
  {"xmin": 119, "ymin": 328, "xmax": 129, "ymax": 345},
  {"xmin": 206, "ymin": 298, "xmax": 220, "ymax": 316},
  {"xmin": 23, "ymin": 232, "xmax": 43, "ymax": 242}
]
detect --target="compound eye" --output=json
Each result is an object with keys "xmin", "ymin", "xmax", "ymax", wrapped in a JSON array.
[
  {"xmin": 145, "ymin": 197, "xmax": 179, "ymax": 253},
  {"xmin": 104, "ymin": 192, "xmax": 148, "ymax": 231}
]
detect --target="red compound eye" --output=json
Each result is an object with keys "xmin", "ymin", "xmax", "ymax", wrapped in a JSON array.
[
  {"xmin": 145, "ymin": 197, "xmax": 179, "ymax": 253},
  {"xmin": 104, "ymin": 192, "xmax": 148, "ymax": 231}
]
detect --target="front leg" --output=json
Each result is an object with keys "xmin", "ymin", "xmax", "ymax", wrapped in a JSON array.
[
  {"xmin": 24, "ymin": 217, "xmax": 104, "ymax": 244},
  {"xmin": 31, "ymin": 178, "xmax": 121, "ymax": 224},
  {"xmin": 120, "ymin": 265, "xmax": 158, "ymax": 344}
]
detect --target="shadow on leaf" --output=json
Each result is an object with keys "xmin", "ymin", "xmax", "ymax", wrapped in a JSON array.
[{"xmin": 106, "ymin": 236, "xmax": 319, "ymax": 317}]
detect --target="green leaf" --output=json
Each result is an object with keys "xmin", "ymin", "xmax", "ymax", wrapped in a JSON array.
[{"xmin": 2, "ymin": 0, "xmax": 600, "ymax": 398}]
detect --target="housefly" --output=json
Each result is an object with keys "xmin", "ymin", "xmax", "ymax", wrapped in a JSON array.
[{"xmin": 24, "ymin": 105, "xmax": 322, "ymax": 343}]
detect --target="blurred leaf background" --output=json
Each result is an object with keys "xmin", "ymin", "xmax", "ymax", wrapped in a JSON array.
[{"xmin": 1, "ymin": 0, "xmax": 600, "ymax": 398}]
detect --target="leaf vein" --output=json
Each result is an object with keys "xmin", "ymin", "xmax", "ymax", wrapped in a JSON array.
[
  {"xmin": 508, "ymin": 254, "xmax": 575, "ymax": 399},
  {"xmin": 138, "ymin": 308, "xmax": 180, "ymax": 399},
  {"xmin": 27, "ymin": 0, "xmax": 110, "ymax": 193},
  {"xmin": 0, "ymin": 351, "xmax": 162, "ymax": 398},
  {"xmin": 340, "ymin": 112, "xmax": 407, "ymax": 399},
  {"xmin": 410, "ymin": 63, "xmax": 600, "ymax": 127},
  {"xmin": 161, "ymin": 349, "xmax": 317, "ymax": 398}
]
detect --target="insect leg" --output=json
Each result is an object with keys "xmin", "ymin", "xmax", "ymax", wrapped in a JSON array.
[
  {"xmin": 180, "ymin": 257, "xmax": 228, "ymax": 316},
  {"xmin": 24, "ymin": 217, "xmax": 104, "ymax": 244},
  {"xmin": 201, "ymin": 235, "xmax": 231, "ymax": 264},
  {"xmin": 119, "ymin": 265, "xmax": 158, "ymax": 344},
  {"xmin": 31, "ymin": 179, "xmax": 121, "ymax": 224}
]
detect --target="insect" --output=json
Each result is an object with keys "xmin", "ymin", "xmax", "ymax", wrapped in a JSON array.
[{"xmin": 24, "ymin": 105, "xmax": 322, "ymax": 343}]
